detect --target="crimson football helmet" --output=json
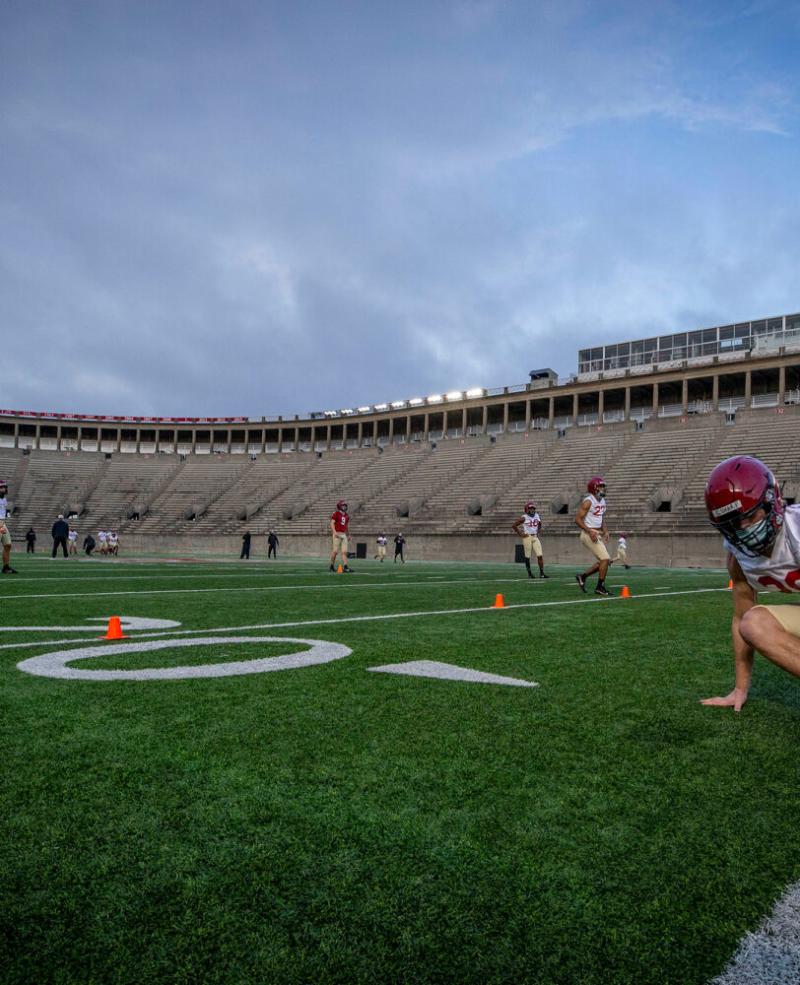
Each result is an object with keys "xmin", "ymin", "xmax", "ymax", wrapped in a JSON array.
[
  {"xmin": 705, "ymin": 455, "xmax": 784, "ymax": 557},
  {"xmin": 336, "ymin": 500, "xmax": 348, "ymax": 512},
  {"xmin": 524, "ymin": 501, "xmax": 537, "ymax": 515},
  {"xmin": 587, "ymin": 476, "xmax": 606, "ymax": 497}
]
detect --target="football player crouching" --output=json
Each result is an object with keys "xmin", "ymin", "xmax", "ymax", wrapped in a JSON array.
[{"xmin": 702, "ymin": 455, "xmax": 800, "ymax": 712}]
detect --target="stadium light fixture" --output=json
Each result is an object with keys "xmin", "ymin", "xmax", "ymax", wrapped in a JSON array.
[
  {"xmin": 374, "ymin": 402, "xmax": 389, "ymax": 412},
  {"xmin": 357, "ymin": 406, "xmax": 372, "ymax": 414},
  {"xmin": 465, "ymin": 387, "xmax": 485, "ymax": 399},
  {"xmin": 445, "ymin": 390, "xmax": 463, "ymax": 401},
  {"xmin": 340, "ymin": 408, "xmax": 354, "ymax": 415},
  {"xmin": 390, "ymin": 400, "xmax": 407, "ymax": 409},
  {"xmin": 426, "ymin": 394, "xmax": 443, "ymax": 404},
  {"xmin": 408, "ymin": 397, "xmax": 424, "ymax": 406},
  {"xmin": 323, "ymin": 410, "xmax": 338, "ymax": 417}
]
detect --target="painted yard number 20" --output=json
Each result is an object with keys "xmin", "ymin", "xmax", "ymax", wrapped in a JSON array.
[{"xmin": 13, "ymin": 617, "xmax": 538, "ymax": 688}]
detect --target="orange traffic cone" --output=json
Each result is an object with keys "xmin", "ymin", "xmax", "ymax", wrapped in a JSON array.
[
  {"xmin": 728, "ymin": 579, "xmax": 733, "ymax": 590},
  {"xmin": 492, "ymin": 593, "xmax": 505, "ymax": 608},
  {"xmin": 103, "ymin": 616, "xmax": 127, "ymax": 640},
  {"xmin": 620, "ymin": 585, "xmax": 631, "ymax": 599},
  {"xmin": 337, "ymin": 564, "xmax": 343, "ymax": 574}
]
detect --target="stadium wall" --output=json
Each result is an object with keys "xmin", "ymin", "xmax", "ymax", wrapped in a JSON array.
[{"xmin": 116, "ymin": 533, "xmax": 728, "ymax": 569}]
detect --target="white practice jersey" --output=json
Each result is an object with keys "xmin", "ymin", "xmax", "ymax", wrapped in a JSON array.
[
  {"xmin": 68, "ymin": 531, "xmax": 77, "ymax": 542},
  {"xmin": 521, "ymin": 513, "xmax": 542, "ymax": 537},
  {"xmin": 377, "ymin": 536, "xmax": 387, "ymax": 546},
  {"xmin": 98, "ymin": 531, "xmax": 107, "ymax": 542},
  {"xmin": 582, "ymin": 494, "xmax": 606, "ymax": 530},
  {"xmin": 618, "ymin": 537, "xmax": 627, "ymax": 550},
  {"xmin": 730, "ymin": 504, "xmax": 800, "ymax": 594},
  {"xmin": 0, "ymin": 496, "xmax": 8, "ymax": 520}
]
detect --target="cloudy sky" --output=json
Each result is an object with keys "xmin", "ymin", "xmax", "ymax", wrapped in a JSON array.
[{"xmin": 2, "ymin": 0, "xmax": 798, "ymax": 417}]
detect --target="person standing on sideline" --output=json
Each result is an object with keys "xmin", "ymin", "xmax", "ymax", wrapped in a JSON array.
[
  {"xmin": 375, "ymin": 532, "xmax": 388, "ymax": 561},
  {"xmin": 329, "ymin": 500, "xmax": 352, "ymax": 572},
  {"xmin": 51, "ymin": 514, "xmax": 69, "ymax": 558},
  {"xmin": 267, "ymin": 529, "xmax": 279, "ymax": 559},
  {"xmin": 240, "ymin": 530, "xmax": 252, "ymax": 560},
  {"xmin": 25, "ymin": 528, "xmax": 36, "ymax": 553},
  {"xmin": 512, "ymin": 501, "xmax": 549, "ymax": 579},
  {"xmin": 394, "ymin": 533, "xmax": 406, "ymax": 564},
  {"xmin": 575, "ymin": 476, "xmax": 612, "ymax": 596},
  {"xmin": 68, "ymin": 527, "xmax": 78, "ymax": 556},
  {"xmin": 83, "ymin": 532, "xmax": 96, "ymax": 556},
  {"xmin": 0, "ymin": 479, "xmax": 17, "ymax": 573},
  {"xmin": 611, "ymin": 532, "xmax": 631, "ymax": 569}
]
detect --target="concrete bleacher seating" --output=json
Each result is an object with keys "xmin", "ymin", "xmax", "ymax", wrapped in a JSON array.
[{"xmin": 3, "ymin": 407, "xmax": 800, "ymax": 549}]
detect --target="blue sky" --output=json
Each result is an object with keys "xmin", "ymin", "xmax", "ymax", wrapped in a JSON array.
[{"xmin": 1, "ymin": 0, "xmax": 798, "ymax": 416}]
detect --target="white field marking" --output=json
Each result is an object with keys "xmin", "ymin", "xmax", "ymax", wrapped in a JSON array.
[
  {"xmin": 0, "ymin": 587, "xmax": 731, "ymax": 654},
  {"xmin": 368, "ymin": 660, "xmax": 538, "ymax": 688},
  {"xmin": 2, "ymin": 570, "xmax": 466, "ymax": 584},
  {"xmin": 710, "ymin": 879, "xmax": 800, "ymax": 985},
  {"xmin": 0, "ymin": 576, "xmax": 529, "ymax": 601},
  {"xmin": 0, "ymin": 616, "xmax": 181, "ymax": 633},
  {"xmin": 17, "ymin": 636, "xmax": 351, "ymax": 682}
]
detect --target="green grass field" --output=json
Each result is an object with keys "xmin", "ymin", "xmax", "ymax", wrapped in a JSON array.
[{"xmin": 3, "ymin": 553, "xmax": 800, "ymax": 984}]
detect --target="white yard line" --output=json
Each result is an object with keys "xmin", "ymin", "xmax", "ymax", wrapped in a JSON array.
[
  {"xmin": 709, "ymin": 879, "xmax": 800, "ymax": 984},
  {"xmin": 0, "ymin": 587, "xmax": 730, "ymax": 652},
  {"xmin": 0, "ymin": 575, "xmax": 552, "ymax": 601}
]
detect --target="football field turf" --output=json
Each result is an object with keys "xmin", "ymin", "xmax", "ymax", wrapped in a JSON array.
[{"xmin": 2, "ymin": 555, "xmax": 800, "ymax": 984}]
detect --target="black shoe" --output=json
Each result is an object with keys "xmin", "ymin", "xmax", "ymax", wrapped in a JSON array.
[
  {"xmin": 343, "ymin": 566, "xmax": 352, "ymax": 573},
  {"xmin": 527, "ymin": 572, "xmax": 535, "ymax": 579},
  {"xmin": 329, "ymin": 564, "xmax": 335, "ymax": 572},
  {"xmin": 1, "ymin": 565, "xmax": 17, "ymax": 574},
  {"xmin": 625, "ymin": 565, "xmax": 631, "ymax": 570},
  {"xmin": 540, "ymin": 573, "xmax": 549, "ymax": 579},
  {"xmin": 595, "ymin": 584, "xmax": 612, "ymax": 597},
  {"xmin": 576, "ymin": 573, "xmax": 586, "ymax": 593}
]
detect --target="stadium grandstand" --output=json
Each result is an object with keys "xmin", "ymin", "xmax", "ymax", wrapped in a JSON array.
[{"xmin": 2, "ymin": 310, "xmax": 799, "ymax": 566}]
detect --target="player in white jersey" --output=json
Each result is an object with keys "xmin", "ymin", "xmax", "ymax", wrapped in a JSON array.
[
  {"xmin": 374, "ymin": 533, "xmax": 388, "ymax": 561},
  {"xmin": 575, "ymin": 476, "xmax": 612, "ymax": 596},
  {"xmin": 0, "ymin": 479, "xmax": 17, "ymax": 574},
  {"xmin": 68, "ymin": 527, "xmax": 78, "ymax": 556},
  {"xmin": 512, "ymin": 501, "xmax": 549, "ymax": 579},
  {"xmin": 98, "ymin": 530, "xmax": 108, "ymax": 555},
  {"xmin": 109, "ymin": 531, "xmax": 119, "ymax": 555},
  {"xmin": 611, "ymin": 533, "xmax": 631, "ymax": 569},
  {"xmin": 702, "ymin": 455, "xmax": 800, "ymax": 712}
]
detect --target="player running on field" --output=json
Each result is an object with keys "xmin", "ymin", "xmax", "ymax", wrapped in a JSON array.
[
  {"xmin": 0, "ymin": 479, "xmax": 17, "ymax": 574},
  {"xmin": 329, "ymin": 500, "xmax": 352, "ymax": 572},
  {"xmin": 702, "ymin": 455, "xmax": 800, "ymax": 712},
  {"xmin": 575, "ymin": 476, "xmax": 612, "ymax": 596},
  {"xmin": 512, "ymin": 501, "xmax": 549, "ymax": 579},
  {"xmin": 375, "ymin": 532, "xmax": 388, "ymax": 561},
  {"xmin": 611, "ymin": 532, "xmax": 631, "ymax": 569}
]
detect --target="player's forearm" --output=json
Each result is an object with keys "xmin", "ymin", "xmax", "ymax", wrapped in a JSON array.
[{"xmin": 731, "ymin": 615, "xmax": 755, "ymax": 693}]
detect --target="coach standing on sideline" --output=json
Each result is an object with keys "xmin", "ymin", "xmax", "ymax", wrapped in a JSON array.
[{"xmin": 51, "ymin": 514, "xmax": 69, "ymax": 558}]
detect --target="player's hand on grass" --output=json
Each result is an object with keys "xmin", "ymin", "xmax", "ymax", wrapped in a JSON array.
[{"xmin": 700, "ymin": 688, "xmax": 748, "ymax": 712}]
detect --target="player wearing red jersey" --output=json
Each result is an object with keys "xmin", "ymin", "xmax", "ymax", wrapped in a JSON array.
[{"xmin": 329, "ymin": 500, "xmax": 352, "ymax": 572}]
